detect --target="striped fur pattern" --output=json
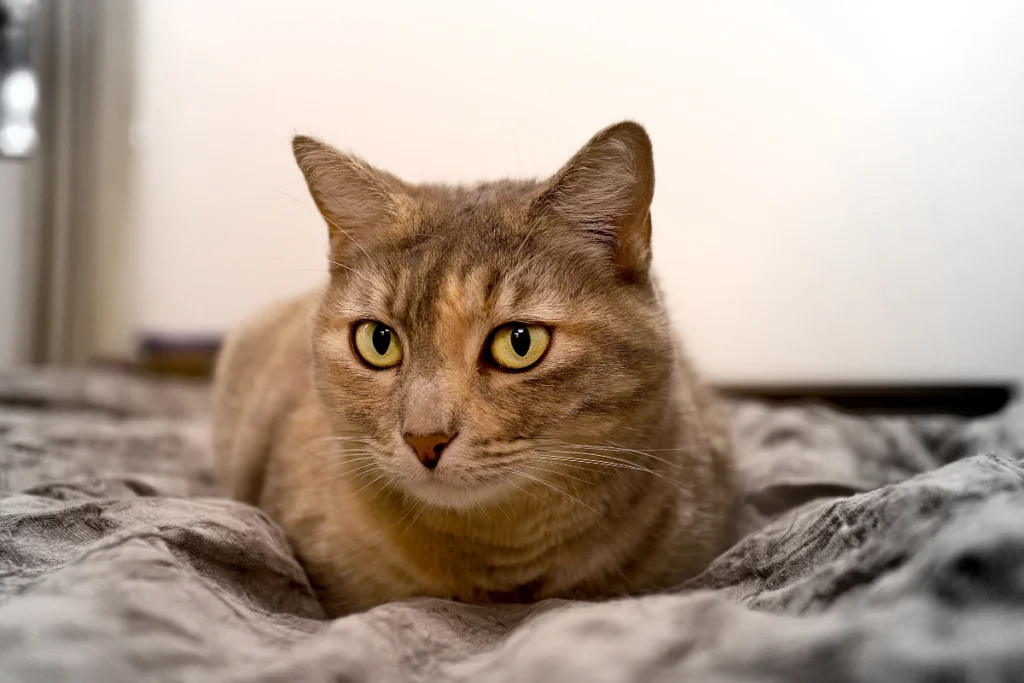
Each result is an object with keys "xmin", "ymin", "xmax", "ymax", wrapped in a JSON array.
[{"xmin": 213, "ymin": 122, "xmax": 737, "ymax": 615}]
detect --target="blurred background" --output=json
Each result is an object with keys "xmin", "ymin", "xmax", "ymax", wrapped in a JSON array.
[{"xmin": 1, "ymin": 0, "xmax": 1023, "ymax": 406}]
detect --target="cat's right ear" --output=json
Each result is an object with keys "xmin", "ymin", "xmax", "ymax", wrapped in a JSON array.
[
  {"xmin": 292, "ymin": 135, "xmax": 397, "ymax": 255},
  {"xmin": 529, "ymin": 122, "xmax": 655, "ymax": 279}
]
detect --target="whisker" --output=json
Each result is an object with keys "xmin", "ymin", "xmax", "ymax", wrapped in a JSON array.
[
  {"xmin": 304, "ymin": 452, "xmax": 377, "ymax": 474},
  {"xmin": 494, "ymin": 473, "xmax": 544, "ymax": 505},
  {"xmin": 537, "ymin": 450, "xmax": 654, "ymax": 471},
  {"xmin": 350, "ymin": 471, "xmax": 391, "ymax": 497},
  {"xmin": 529, "ymin": 459, "xmax": 653, "ymax": 497},
  {"xmin": 332, "ymin": 439, "xmax": 373, "ymax": 444},
  {"xmin": 326, "ymin": 461, "xmax": 381, "ymax": 482},
  {"xmin": 506, "ymin": 469, "xmax": 599, "ymax": 515},
  {"xmin": 545, "ymin": 448, "xmax": 683, "ymax": 480},
  {"xmin": 473, "ymin": 500, "xmax": 492, "ymax": 521},
  {"xmin": 327, "ymin": 259, "xmax": 374, "ymax": 284},
  {"xmin": 532, "ymin": 454, "xmax": 649, "ymax": 474},
  {"xmin": 517, "ymin": 464, "xmax": 595, "ymax": 486},
  {"xmin": 535, "ymin": 452, "xmax": 683, "ymax": 484},
  {"xmin": 269, "ymin": 184, "xmax": 371, "ymax": 259},
  {"xmin": 591, "ymin": 442, "xmax": 694, "ymax": 454},
  {"xmin": 310, "ymin": 455, "xmax": 378, "ymax": 475},
  {"xmin": 395, "ymin": 498, "xmax": 421, "ymax": 530},
  {"xmin": 408, "ymin": 501, "xmax": 429, "ymax": 527},
  {"xmin": 594, "ymin": 440, "xmax": 692, "ymax": 468},
  {"xmin": 306, "ymin": 447, "xmax": 374, "ymax": 457},
  {"xmin": 341, "ymin": 461, "xmax": 381, "ymax": 474},
  {"xmin": 542, "ymin": 440, "xmax": 688, "ymax": 471},
  {"xmin": 533, "ymin": 454, "xmax": 689, "ymax": 495},
  {"xmin": 304, "ymin": 448, "xmax": 374, "ymax": 461}
]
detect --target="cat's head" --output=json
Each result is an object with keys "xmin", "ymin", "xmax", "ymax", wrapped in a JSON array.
[{"xmin": 294, "ymin": 122, "xmax": 676, "ymax": 510}]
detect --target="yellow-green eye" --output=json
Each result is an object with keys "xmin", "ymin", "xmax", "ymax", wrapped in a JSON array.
[
  {"xmin": 354, "ymin": 321, "xmax": 403, "ymax": 368},
  {"xmin": 490, "ymin": 323, "xmax": 550, "ymax": 370}
]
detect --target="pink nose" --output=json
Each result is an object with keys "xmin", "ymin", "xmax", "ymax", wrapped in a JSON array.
[{"xmin": 403, "ymin": 432, "xmax": 455, "ymax": 470}]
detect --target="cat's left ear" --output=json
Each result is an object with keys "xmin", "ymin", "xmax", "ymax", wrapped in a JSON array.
[
  {"xmin": 530, "ymin": 121, "xmax": 655, "ymax": 277},
  {"xmin": 292, "ymin": 135, "xmax": 399, "ymax": 257}
]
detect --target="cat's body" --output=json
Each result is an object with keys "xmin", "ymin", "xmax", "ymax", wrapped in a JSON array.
[{"xmin": 214, "ymin": 123, "xmax": 736, "ymax": 615}]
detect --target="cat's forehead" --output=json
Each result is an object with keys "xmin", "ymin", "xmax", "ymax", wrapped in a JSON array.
[
  {"xmin": 384, "ymin": 189, "xmax": 545, "ymax": 280},
  {"xmin": 332, "ymin": 224, "xmax": 587, "ymax": 334},
  {"xmin": 328, "ymin": 182, "xmax": 611, "ymax": 331},
  {"xmin": 345, "ymin": 237, "xmax": 572, "ymax": 326}
]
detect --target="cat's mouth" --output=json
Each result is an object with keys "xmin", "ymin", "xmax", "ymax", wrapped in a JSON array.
[
  {"xmin": 397, "ymin": 469, "xmax": 514, "ymax": 511},
  {"xmin": 370, "ymin": 439, "xmax": 533, "ymax": 511}
]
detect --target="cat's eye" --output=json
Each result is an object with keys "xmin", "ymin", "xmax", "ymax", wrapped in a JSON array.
[
  {"xmin": 353, "ymin": 321, "xmax": 403, "ymax": 368},
  {"xmin": 489, "ymin": 323, "xmax": 550, "ymax": 371}
]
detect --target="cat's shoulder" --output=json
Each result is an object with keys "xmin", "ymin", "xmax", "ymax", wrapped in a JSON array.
[
  {"xmin": 230, "ymin": 288, "xmax": 321, "ymax": 346},
  {"xmin": 213, "ymin": 287, "xmax": 324, "ymax": 502},
  {"xmin": 213, "ymin": 286, "xmax": 323, "ymax": 418}
]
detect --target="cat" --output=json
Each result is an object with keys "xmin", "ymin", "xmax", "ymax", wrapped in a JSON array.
[{"xmin": 213, "ymin": 121, "xmax": 737, "ymax": 616}]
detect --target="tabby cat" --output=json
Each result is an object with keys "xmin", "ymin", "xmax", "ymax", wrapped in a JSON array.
[{"xmin": 213, "ymin": 121, "xmax": 736, "ymax": 616}]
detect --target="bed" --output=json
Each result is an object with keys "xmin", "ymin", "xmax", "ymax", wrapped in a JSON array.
[{"xmin": 2, "ymin": 368, "xmax": 1023, "ymax": 682}]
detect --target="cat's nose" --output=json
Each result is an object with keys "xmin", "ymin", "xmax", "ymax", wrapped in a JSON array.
[{"xmin": 403, "ymin": 432, "xmax": 456, "ymax": 470}]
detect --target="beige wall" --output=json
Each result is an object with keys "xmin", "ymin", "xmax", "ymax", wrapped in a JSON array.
[{"xmin": 121, "ymin": 0, "xmax": 1024, "ymax": 384}]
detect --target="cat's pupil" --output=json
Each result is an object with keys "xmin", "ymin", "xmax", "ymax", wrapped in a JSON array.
[
  {"xmin": 510, "ymin": 325, "xmax": 531, "ymax": 357},
  {"xmin": 372, "ymin": 325, "xmax": 391, "ymax": 355}
]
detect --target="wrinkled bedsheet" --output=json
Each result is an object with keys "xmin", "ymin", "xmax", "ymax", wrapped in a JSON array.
[{"xmin": 2, "ymin": 368, "xmax": 1024, "ymax": 682}]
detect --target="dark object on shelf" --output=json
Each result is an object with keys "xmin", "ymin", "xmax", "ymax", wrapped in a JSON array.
[
  {"xmin": 718, "ymin": 383, "xmax": 1016, "ymax": 417},
  {"xmin": 136, "ymin": 334, "xmax": 223, "ymax": 378}
]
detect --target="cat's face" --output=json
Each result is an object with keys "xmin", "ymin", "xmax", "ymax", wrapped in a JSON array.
[{"xmin": 298, "ymin": 123, "xmax": 674, "ymax": 509}]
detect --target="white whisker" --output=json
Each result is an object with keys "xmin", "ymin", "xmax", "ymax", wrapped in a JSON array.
[
  {"xmin": 506, "ymin": 468, "xmax": 599, "ymax": 515},
  {"xmin": 543, "ymin": 440, "xmax": 688, "ymax": 471},
  {"xmin": 327, "ymin": 259, "xmax": 373, "ymax": 284},
  {"xmin": 311, "ymin": 455, "xmax": 377, "ymax": 475},
  {"xmin": 326, "ymin": 461, "xmax": 382, "ymax": 483},
  {"xmin": 350, "ymin": 471, "xmax": 391, "ymax": 497},
  {"xmin": 473, "ymin": 500, "xmax": 492, "ymax": 521},
  {"xmin": 395, "ymin": 499, "xmax": 421, "ymax": 530},
  {"xmin": 537, "ymin": 450, "xmax": 652, "ymax": 472},
  {"xmin": 517, "ymin": 464, "xmax": 594, "ymax": 486},
  {"xmin": 533, "ymin": 453, "xmax": 688, "ymax": 494},
  {"xmin": 495, "ymin": 473, "xmax": 544, "ymax": 505},
  {"xmin": 269, "ymin": 184, "xmax": 371, "ymax": 259}
]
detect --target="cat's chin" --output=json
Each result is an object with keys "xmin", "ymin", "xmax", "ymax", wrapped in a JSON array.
[{"xmin": 399, "ymin": 476, "xmax": 511, "ymax": 512}]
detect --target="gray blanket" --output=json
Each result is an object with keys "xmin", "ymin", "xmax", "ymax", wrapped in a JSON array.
[{"xmin": 2, "ymin": 369, "xmax": 1024, "ymax": 682}]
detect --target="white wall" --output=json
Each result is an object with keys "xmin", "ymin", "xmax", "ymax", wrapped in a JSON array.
[{"xmin": 125, "ymin": 0, "xmax": 1024, "ymax": 385}]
